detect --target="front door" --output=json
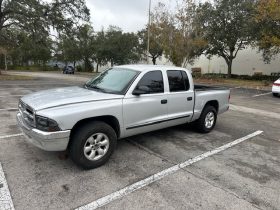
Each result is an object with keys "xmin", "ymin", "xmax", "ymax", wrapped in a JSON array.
[{"xmin": 123, "ymin": 70, "xmax": 169, "ymax": 137}]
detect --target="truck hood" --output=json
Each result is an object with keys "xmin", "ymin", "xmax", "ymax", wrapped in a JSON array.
[{"xmin": 21, "ymin": 86, "xmax": 123, "ymax": 111}]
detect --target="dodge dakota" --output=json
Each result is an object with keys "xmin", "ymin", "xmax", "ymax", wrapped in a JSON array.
[{"xmin": 17, "ymin": 65, "xmax": 230, "ymax": 169}]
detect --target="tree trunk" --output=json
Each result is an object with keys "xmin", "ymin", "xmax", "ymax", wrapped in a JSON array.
[
  {"xmin": 84, "ymin": 59, "xmax": 86, "ymax": 71},
  {"xmin": 152, "ymin": 57, "xmax": 156, "ymax": 65},
  {"xmin": 96, "ymin": 62, "xmax": 99, "ymax": 73},
  {"xmin": 73, "ymin": 61, "xmax": 76, "ymax": 70},
  {"xmin": 227, "ymin": 59, "xmax": 232, "ymax": 78}
]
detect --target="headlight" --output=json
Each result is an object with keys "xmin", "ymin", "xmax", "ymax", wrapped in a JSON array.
[{"xmin": 35, "ymin": 115, "xmax": 61, "ymax": 132}]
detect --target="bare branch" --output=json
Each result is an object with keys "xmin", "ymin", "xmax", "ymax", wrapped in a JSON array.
[{"xmin": 233, "ymin": 41, "xmax": 243, "ymax": 58}]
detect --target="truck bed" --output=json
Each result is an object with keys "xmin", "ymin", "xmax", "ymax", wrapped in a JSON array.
[
  {"xmin": 194, "ymin": 84, "xmax": 228, "ymax": 91},
  {"xmin": 192, "ymin": 84, "xmax": 230, "ymax": 122}
]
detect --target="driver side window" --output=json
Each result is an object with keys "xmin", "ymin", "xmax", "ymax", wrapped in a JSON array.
[{"xmin": 135, "ymin": 71, "xmax": 164, "ymax": 94}]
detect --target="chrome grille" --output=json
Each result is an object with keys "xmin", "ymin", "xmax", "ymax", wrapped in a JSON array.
[{"xmin": 19, "ymin": 100, "xmax": 35, "ymax": 127}]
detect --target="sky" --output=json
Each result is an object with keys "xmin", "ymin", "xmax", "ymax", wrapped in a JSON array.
[{"xmin": 85, "ymin": 0, "xmax": 176, "ymax": 32}]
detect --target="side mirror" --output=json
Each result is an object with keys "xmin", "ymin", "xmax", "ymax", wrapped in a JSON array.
[{"xmin": 132, "ymin": 86, "xmax": 150, "ymax": 96}]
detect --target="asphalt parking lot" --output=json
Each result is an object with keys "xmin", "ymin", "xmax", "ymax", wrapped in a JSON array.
[{"xmin": 0, "ymin": 72, "xmax": 280, "ymax": 210}]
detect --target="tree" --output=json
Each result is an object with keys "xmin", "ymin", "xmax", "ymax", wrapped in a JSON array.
[
  {"xmin": 0, "ymin": 29, "xmax": 52, "ymax": 67},
  {"xmin": 138, "ymin": 27, "xmax": 163, "ymax": 65},
  {"xmin": 76, "ymin": 24, "xmax": 95, "ymax": 71},
  {"xmin": 55, "ymin": 34, "xmax": 81, "ymax": 68},
  {"xmin": 103, "ymin": 26, "xmax": 141, "ymax": 66},
  {"xmin": 254, "ymin": 0, "xmax": 280, "ymax": 63},
  {"xmin": 56, "ymin": 24, "xmax": 95, "ymax": 71},
  {"xmin": 0, "ymin": 47, "xmax": 7, "ymax": 73},
  {"xmin": 151, "ymin": 1, "xmax": 206, "ymax": 67},
  {"xmin": 195, "ymin": 0, "xmax": 254, "ymax": 77},
  {"xmin": 93, "ymin": 30, "xmax": 108, "ymax": 72},
  {"xmin": 0, "ymin": 0, "xmax": 90, "ymax": 71},
  {"xmin": 0, "ymin": 0, "xmax": 90, "ymax": 34}
]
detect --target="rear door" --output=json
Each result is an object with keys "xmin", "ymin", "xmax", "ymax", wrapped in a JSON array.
[
  {"xmin": 166, "ymin": 70, "xmax": 194, "ymax": 124},
  {"xmin": 123, "ymin": 70, "xmax": 169, "ymax": 137}
]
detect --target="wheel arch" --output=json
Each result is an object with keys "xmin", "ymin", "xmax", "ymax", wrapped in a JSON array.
[
  {"xmin": 203, "ymin": 100, "xmax": 219, "ymax": 113},
  {"xmin": 70, "ymin": 115, "xmax": 121, "ymax": 142}
]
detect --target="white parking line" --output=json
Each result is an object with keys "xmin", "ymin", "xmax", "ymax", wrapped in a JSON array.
[
  {"xmin": 229, "ymin": 86, "xmax": 241, "ymax": 90},
  {"xmin": 0, "ymin": 87, "xmax": 38, "ymax": 90},
  {"xmin": 76, "ymin": 130, "xmax": 263, "ymax": 210},
  {"xmin": 0, "ymin": 83, "xmax": 69, "ymax": 86},
  {"xmin": 0, "ymin": 95, "xmax": 23, "ymax": 98},
  {"xmin": 0, "ymin": 133, "xmax": 23, "ymax": 139},
  {"xmin": 0, "ymin": 108, "xmax": 17, "ymax": 112},
  {"xmin": 252, "ymin": 92, "xmax": 272, "ymax": 97},
  {"xmin": 230, "ymin": 104, "xmax": 280, "ymax": 119},
  {"xmin": 0, "ymin": 163, "xmax": 15, "ymax": 210}
]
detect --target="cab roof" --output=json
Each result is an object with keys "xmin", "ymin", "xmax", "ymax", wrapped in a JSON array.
[{"xmin": 114, "ymin": 64, "xmax": 190, "ymax": 72}]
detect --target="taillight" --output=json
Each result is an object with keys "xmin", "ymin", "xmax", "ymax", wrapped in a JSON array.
[{"xmin": 274, "ymin": 83, "xmax": 280, "ymax": 87}]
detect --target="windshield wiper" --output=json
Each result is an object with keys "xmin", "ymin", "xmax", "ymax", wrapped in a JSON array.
[
  {"xmin": 84, "ymin": 84, "xmax": 119, "ymax": 94},
  {"xmin": 88, "ymin": 85, "xmax": 107, "ymax": 92}
]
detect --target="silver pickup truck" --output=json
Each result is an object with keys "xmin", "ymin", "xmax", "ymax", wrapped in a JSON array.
[{"xmin": 17, "ymin": 65, "xmax": 230, "ymax": 169}]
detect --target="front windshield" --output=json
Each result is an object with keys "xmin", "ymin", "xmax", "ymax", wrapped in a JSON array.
[{"xmin": 85, "ymin": 68, "xmax": 139, "ymax": 94}]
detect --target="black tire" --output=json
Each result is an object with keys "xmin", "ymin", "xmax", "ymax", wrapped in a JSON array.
[
  {"xmin": 273, "ymin": 93, "xmax": 278, "ymax": 97},
  {"xmin": 69, "ymin": 121, "xmax": 117, "ymax": 169},
  {"xmin": 195, "ymin": 105, "xmax": 217, "ymax": 133}
]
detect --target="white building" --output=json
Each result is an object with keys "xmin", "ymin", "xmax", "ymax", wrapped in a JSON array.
[{"xmin": 188, "ymin": 47, "xmax": 280, "ymax": 76}]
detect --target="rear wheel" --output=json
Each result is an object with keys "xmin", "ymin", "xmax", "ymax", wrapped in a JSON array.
[
  {"xmin": 69, "ymin": 121, "xmax": 117, "ymax": 169},
  {"xmin": 273, "ymin": 93, "xmax": 278, "ymax": 97},
  {"xmin": 195, "ymin": 105, "xmax": 217, "ymax": 133}
]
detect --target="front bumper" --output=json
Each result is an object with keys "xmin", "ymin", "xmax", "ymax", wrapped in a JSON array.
[{"xmin": 16, "ymin": 112, "xmax": 70, "ymax": 151}]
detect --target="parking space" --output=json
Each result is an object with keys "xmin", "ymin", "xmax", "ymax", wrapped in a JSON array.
[
  {"xmin": 0, "ymin": 74, "xmax": 279, "ymax": 210},
  {"xmin": 230, "ymin": 87, "xmax": 280, "ymax": 114}
]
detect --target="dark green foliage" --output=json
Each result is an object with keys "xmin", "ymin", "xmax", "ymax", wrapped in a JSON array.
[
  {"xmin": 195, "ymin": 0, "xmax": 255, "ymax": 77},
  {"xmin": 253, "ymin": 0, "xmax": 280, "ymax": 63},
  {"xmin": 200, "ymin": 73, "xmax": 278, "ymax": 81},
  {"xmin": 0, "ymin": 0, "xmax": 90, "ymax": 34},
  {"xmin": 56, "ymin": 25, "xmax": 142, "ymax": 72},
  {"xmin": 102, "ymin": 26, "xmax": 141, "ymax": 66},
  {"xmin": 0, "ymin": 0, "xmax": 89, "ymax": 70},
  {"xmin": 137, "ymin": 28, "xmax": 163, "ymax": 65}
]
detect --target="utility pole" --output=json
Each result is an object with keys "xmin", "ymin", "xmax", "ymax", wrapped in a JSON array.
[{"xmin": 147, "ymin": 0, "xmax": 151, "ymax": 64}]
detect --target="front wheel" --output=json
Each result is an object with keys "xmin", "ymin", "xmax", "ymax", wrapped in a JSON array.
[
  {"xmin": 69, "ymin": 121, "xmax": 117, "ymax": 169},
  {"xmin": 195, "ymin": 105, "xmax": 217, "ymax": 133}
]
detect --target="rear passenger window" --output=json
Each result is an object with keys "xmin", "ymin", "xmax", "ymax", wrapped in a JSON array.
[
  {"xmin": 167, "ymin": 70, "xmax": 190, "ymax": 92},
  {"xmin": 136, "ymin": 71, "xmax": 164, "ymax": 94}
]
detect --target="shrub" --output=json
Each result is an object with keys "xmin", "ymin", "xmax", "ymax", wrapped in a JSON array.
[{"xmin": 198, "ymin": 73, "xmax": 278, "ymax": 81}]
